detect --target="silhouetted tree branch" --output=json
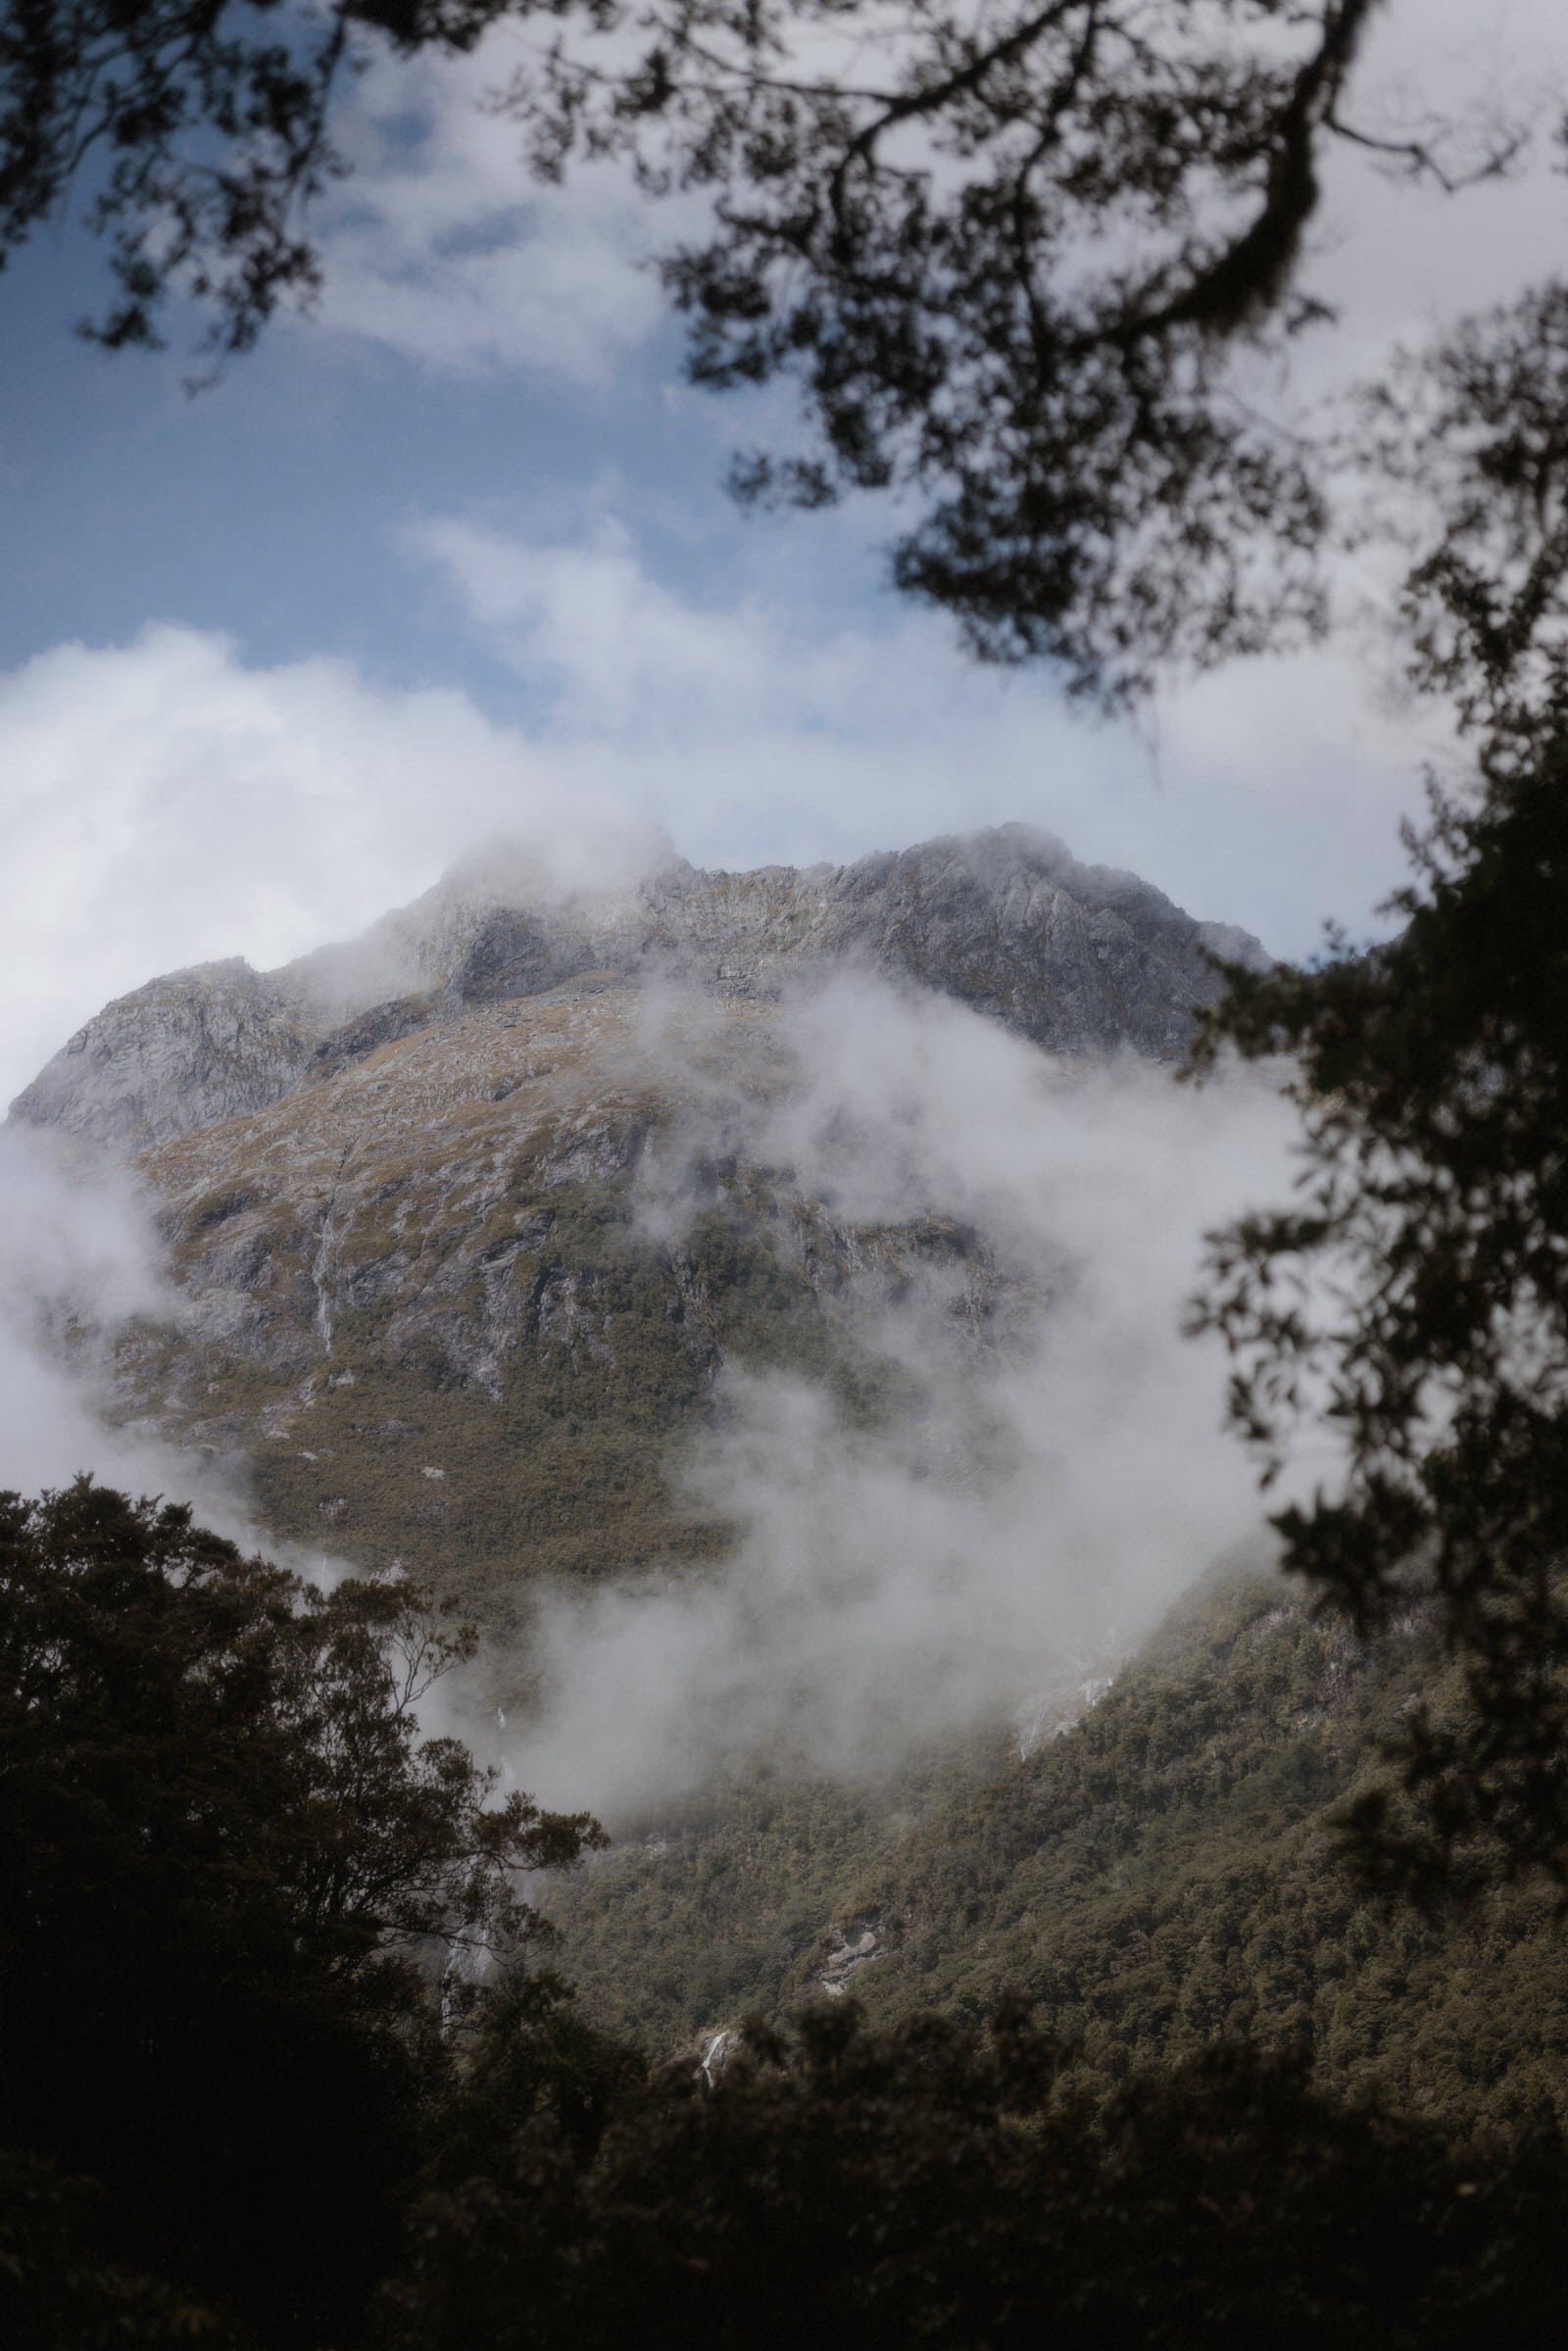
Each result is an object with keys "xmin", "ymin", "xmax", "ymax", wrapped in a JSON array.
[
  {"xmin": 0, "ymin": 2, "xmax": 1530, "ymax": 696},
  {"xmin": 1190, "ymin": 306, "xmax": 1568, "ymax": 1895}
]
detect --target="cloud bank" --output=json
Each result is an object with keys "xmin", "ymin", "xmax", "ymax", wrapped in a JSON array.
[
  {"xmin": 0, "ymin": 624, "xmax": 652, "ymax": 1105},
  {"xmin": 0, "ymin": 871, "xmax": 1308, "ymax": 1826},
  {"xmin": 504, "ymin": 974, "xmax": 1303, "ymax": 1820}
]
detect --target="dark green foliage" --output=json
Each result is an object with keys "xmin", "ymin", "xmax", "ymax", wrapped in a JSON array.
[
  {"xmin": 1191, "ymin": 494, "xmax": 1568, "ymax": 1900},
  {"xmin": 426, "ymin": 1969, "xmax": 647, "ymax": 2180},
  {"xmin": 0, "ymin": 1480, "xmax": 599, "ymax": 2344},
  {"xmin": 543, "ymin": 1763, "xmax": 933, "ymax": 2047},
  {"xmin": 384, "ymin": 1996, "xmax": 1568, "ymax": 2351},
  {"xmin": 854, "ymin": 1579, "xmax": 1568, "ymax": 2125},
  {"xmin": 550, "ymin": 1573, "xmax": 1568, "ymax": 2134},
  {"xmin": 6, "ymin": 1482, "xmax": 1566, "ymax": 2344},
  {"xmin": 1366, "ymin": 278, "xmax": 1568, "ymax": 730},
  {"xmin": 0, "ymin": 2147, "xmax": 236, "ymax": 2350}
]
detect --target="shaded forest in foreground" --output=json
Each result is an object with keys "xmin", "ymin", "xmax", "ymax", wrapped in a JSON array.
[{"xmin": 6, "ymin": 1483, "xmax": 1567, "ymax": 2351}]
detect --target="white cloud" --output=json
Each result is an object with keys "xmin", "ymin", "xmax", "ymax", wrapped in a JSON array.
[
  {"xmin": 413, "ymin": 515, "xmax": 795, "ymax": 731},
  {"xmin": 0, "ymin": 517, "xmax": 1438, "ymax": 1124},
  {"xmin": 506, "ymin": 975, "xmax": 1304, "ymax": 1819},
  {"xmin": 415, "ymin": 510, "xmax": 1434, "ymax": 949},
  {"xmin": 0, "ymin": 624, "xmax": 637, "ymax": 1105},
  {"xmin": 310, "ymin": 33, "xmax": 673, "ymax": 381},
  {"xmin": 0, "ymin": 1121, "xmax": 203, "ymax": 1495},
  {"xmin": 0, "ymin": 1120, "xmax": 382, "ymax": 1610},
  {"xmin": 1313, "ymin": 0, "xmax": 1568, "ymax": 346}
]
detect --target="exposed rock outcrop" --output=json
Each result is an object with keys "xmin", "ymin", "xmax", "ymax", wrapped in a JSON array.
[
  {"xmin": 819, "ymin": 1925, "xmax": 882, "ymax": 1998},
  {"xmin": 10, "ymin": 826, "xmax": 1268, "ymax": 1152},
  {"xmin": 10, "ymin": 959, "xmax": 321, "ymax": 1150},
  {"xmin": 6, "ymin": 820, "xmax": 1270, "ymax": 1609}
]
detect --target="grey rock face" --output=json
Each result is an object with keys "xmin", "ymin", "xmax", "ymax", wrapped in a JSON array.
[
  {"xmin": 9, "ymin": 825, "xmax": 1267, "ymax": 1151},
  {"xmin": 818, "ymin": 1924, "xmax": 882, "ymax": 1998},
  {"xmin": 630, "ymin": 824, "xmax": 1250, "ymax": 1053},
  {"xmin": 10, "ymin": 960, "xmax": 320, "ymax": 1150}
]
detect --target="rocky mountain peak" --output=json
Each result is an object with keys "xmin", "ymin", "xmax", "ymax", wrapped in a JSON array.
[{"xmin": 9, "ymin": 826, "xmax": 1269, "ymax": 1151}]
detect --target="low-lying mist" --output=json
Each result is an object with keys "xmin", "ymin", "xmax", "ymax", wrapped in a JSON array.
[
  {"xmin": 502, "ymin": 973, "xmax": 1303, "ymax": 1822},
  {"xmin": 0, "ymin": 1125, "xmax": 353, "ymax": 1586},
  {"xmin": 0, "ymin": 1127, "xmax": 184, "ymax": 1490}
]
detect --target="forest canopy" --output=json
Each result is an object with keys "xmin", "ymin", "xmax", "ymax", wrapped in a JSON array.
[{"xmin": 0, "ymin": 1480, "xmax": 601, "ymax": 2343}]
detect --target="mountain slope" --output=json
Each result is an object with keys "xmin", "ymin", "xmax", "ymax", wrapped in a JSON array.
[
  {"xmin": 102, "ymin": 972, "xmax": 1004, "ymax": 1629},
  {"xmin": 23, "ymin": 824, "xmax": 1250, "ymax": 1621},
  {"xmin": 548, "ymin": 1569, "xmax": 1568, "ymax": 2134}
]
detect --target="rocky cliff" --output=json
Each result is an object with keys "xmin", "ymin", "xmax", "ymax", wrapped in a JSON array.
[
  {"xmin": 7, "ymin": 823, "xmax": 1270, "ymax": 1619},
  {"xmin": 11, "ymin": 826, "xmax": 1267, "ymax": 1152},
  {"xmin": 86, "ymin": 970, "xmax": 1007, "ymax": 1615}
]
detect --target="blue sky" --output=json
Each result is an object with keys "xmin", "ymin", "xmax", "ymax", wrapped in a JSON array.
[
  {"xmin": 0, "ymin": 203, "xmax": 716, "ymax": 696},
  {"xmin": 3, "ymin": 0, "xmax": 1564, "ymax": 1102}
]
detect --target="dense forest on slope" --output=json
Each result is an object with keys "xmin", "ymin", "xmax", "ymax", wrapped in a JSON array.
[{"xmin": 548, "ymin": 1570, "xmax": 1568, "ymax": 2135}]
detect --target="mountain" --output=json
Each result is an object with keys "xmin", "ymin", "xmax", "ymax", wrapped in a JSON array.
[
  {"xmin": 13, "ymin": 825, "xmax": 1567, "ymax": 2134},
  {"xmin": 11, "ymin": 825, "xmax": 1265, "ymax": 1618},
  {"xmin": 12, "ymin": 824, "xmax": 1266, "ymax": 1151}
]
